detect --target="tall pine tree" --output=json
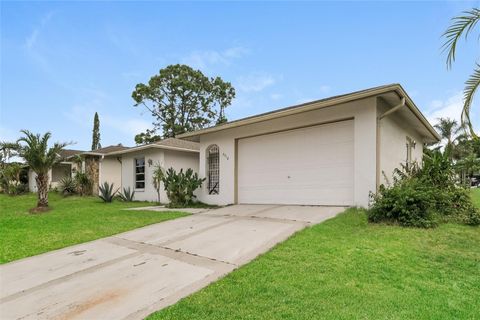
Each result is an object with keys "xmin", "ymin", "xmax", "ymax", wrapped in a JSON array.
[{"xmin": 91, "ymin": 112, "xmax": 101, "ymax": 150}]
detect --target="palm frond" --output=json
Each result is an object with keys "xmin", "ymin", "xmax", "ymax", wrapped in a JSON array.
[
  {"xmin": 442, "ymin": 8, "xmax": 480, "ymax": 69},
  {"xmin": 462, "ymin": 63, "xmax": 480, "ymax": 138}
]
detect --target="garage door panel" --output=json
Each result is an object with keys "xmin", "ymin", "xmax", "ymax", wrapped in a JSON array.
[{"xmin": 237, "ymin": 120, "xmax": 354, "ymax": 206}]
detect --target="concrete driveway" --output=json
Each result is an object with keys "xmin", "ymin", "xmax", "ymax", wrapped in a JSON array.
[{"xmin": 0, "ymin": 205, "xmax": 345, "ymax": 320}]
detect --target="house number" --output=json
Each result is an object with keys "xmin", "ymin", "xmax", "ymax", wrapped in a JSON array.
[{"xmin": 222, "ymin": 153, "xmax": 229, "ymax": 160}]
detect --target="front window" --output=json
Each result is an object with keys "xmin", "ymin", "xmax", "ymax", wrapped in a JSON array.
[
  {"xmin": 207, "ymin": 145, "xmax": 220, "ymax": 194},
  {"xmin": 135, "ymin": 157, "xmax": 145, "ymax": 189}
]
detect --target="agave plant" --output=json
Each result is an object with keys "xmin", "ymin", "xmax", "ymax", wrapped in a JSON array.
[
  {"xmin": 58, "ymin": 176, "xmax": 77, "ymax": 196},
  {"xmin": 98, "ymin": 182, "xmax": 117, "ymax": 203},
  {"xmin": 117, "ymin": 187, "xmax": 135, "ymax": 202}
]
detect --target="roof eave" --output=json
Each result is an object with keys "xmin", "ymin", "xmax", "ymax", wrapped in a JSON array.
[
  {"xmin": 178, "ymin": 84, "xmax": 441, "ymax": 142},
  {"xmin": 104, "ymin": 144, "xmax": 199, "ymax": 156}
]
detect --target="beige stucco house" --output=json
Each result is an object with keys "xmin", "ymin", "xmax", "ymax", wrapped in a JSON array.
[
  {"xmin": 28, "ymin": 149, "xmax": 84, "ymax": 192},
  {"xmin": 28, "ymin": 140, "xmax": 199, "ymax": 204},
  {"xmin": 178, "ymin": 84, "xmax": 440, "ymax": 207},
  {"xmin": 102, "ymin": 139, "xmax": 199, "ymax": 202}
]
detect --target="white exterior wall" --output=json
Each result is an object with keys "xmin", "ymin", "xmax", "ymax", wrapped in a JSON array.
[
  {"xmin": 28, "ymin": 169, "xmax": 53, "ymax": 192},
  {"xmin": 379, "ymin": 113, "xmax": 424, "ymax": 186},
  {"xmin": 100, "ymin": 157, "xmax": 122, "ymax": 191},
  {"xmin": 120, "ymin": 149, "xmax": 199, "ymax": 202},
  {"xmin": 197, "ymin": 97, "xmax": 378, "ymax": 207},
  {"xmin": 121, "ymin": 149, "xmax": 165, "ymax": 202}
]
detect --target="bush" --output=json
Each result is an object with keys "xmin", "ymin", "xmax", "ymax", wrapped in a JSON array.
[
  {"xmin": 368, "ymin": 179, "xmax": 437, "ymax": 228},
  {"xmin": 162, "ymin": 168, "xmax": 205, "ymax": 207},
  {"xmin": 98, "ymin": 182, "xmax": 117, "ymax": 203},
  {"xmin": 5, "ymin": 180, "xmax": 28, "ymax": 195},
  {"xmin": 75, "ymin": 172, "xmax": 92, "ymax": 196},
  {"xmin": 117, "ymin": 187, "xmax": 135, "ymax": 202},
  {"xmin": 368, "ymin": 150, "xmax": 480, "ymax": 228},
  {"xmin": 58, "ymin": 176, "xmax": 77, "ymax": 196}
]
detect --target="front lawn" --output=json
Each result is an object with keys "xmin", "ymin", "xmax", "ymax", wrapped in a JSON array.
[
  {"xmin": 472, "ymin": 188, "xmax": 480, "ymax": 207},
  {"xmin": 0, "ymin": 193, "xmax": 188, "ymax": 264},
  {"xmin": 150, "ymin": 208, "xmax": 480, "ymax": 319}
]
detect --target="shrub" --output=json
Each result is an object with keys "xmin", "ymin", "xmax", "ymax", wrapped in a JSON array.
[
  {"xmin": 162, "ymin": 168, "xmax": 205, "ymax": 207},
  {"xmin": 117, "ymin": 187, "xmax": 135, "ymax": 202},
  {"xmin": 368, "ymin": 179, "xmax": 437, "ymax": 228},
  {"xmin": 98, "ymin": 182, "xmax": 117, "ymax": 203},
  {"xmin": 5, "ymin": 180, "xmax": 28, "ymax": 195},
  {"xmin": 58, "ymin": 176, "xmax": 77, "ymax": 196},
  {"xmin": 152, "ymin": 164, "xmax": 164, "ymax": 203},
  {"xmin": 74, "ymin": 172, "xmax": 92, "ymax": 196},
  {"xmin": 368, "ymin": 150, "xmax": 480, "ymax": 228}
]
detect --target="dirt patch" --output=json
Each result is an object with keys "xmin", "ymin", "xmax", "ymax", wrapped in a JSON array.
[
  {"xmin": 29, "ymin": 206, "xmax": 51, "ymax": 214},
  {"xmin": 56, "ymin": 289, "xmax": 125, "ymax": 320}
]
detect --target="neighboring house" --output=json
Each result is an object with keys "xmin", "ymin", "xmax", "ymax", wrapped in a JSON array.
[
  {"xmin": 178, "ymin": 84, "xmax": 441, "ymax": 207},
  {"xmin": 79, "ymin": 144, "xmax": 131, "ymax": 195},
  {"xmin": 28, "ymin": 149, "xmax": 84, "ymax": 192},
  {"xmin": 103, "ymin": 139, "xmax": 199, "ymax": 202},
  {"xmin": 28, "ymin": 140, "xmax": 199, "ymax": 203}
]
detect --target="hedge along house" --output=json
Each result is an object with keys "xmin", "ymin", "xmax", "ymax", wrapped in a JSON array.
[
  {"xmin": 102, "ymin": 138, "xmax": 200, "ymax": 202},
  {"xmin": 179, "ymin": 84, "xmax": 441, "ymax": 207}
]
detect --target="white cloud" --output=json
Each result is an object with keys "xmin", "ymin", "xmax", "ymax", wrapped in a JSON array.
[
  {"xmin": 237, "ymin": 73, "xmax": 276, "ymax": 93},
  {"xmin": 426, "ymin": 92, "xmax": 463, "ymax": 126},
  {"xmin": 102, "ymin": 116, "xmax": 151, "ymax": 137},
  {"xmin": 24, "ymin": 12, "xmax": 54, "ymax": 50},
  {"xmin": 64, "ymin": 96, "xmax": 152, "ymax": 141},
  {"xmin": 23, "ymin": 12, "xmax": 55, "ymax": 72},
  {"xmin": 182, "ymin": 46, "xmax": 250, "ymax": 70}
]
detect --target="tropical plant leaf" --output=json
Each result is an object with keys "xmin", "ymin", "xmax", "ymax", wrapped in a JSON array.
[
  {"xmin": 462, "ymin": 63, "xmax": 480, "ymax": 138},
  {"xmin": 442, "ymin": 8, "xmax": 480, "ymax": 69}
]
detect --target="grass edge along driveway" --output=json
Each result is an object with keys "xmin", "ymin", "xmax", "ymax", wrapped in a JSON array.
[
  {"xmin": 0, "ymin": 193, "xmax": 188, "ymax": 264},
  {"xmin": 149, "ymin": 195, "xmax": 480, "ymax": 319}
]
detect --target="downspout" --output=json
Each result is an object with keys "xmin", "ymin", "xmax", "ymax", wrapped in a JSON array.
[{"xmin": 376, "ymin": 97, "xmax": 406, "ymax": 190}]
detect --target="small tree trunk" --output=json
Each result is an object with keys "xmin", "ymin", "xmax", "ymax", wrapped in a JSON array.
[{"xmin": 35, "ymin": 173, "xmax": 49, "ymax": 208}]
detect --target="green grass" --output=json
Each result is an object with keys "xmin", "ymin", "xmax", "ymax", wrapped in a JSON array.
[
  {"xmin": 0, "ymin": 193, "xmax": 188, "ymax": 264},
  {"xmin": 149, "ymin": 207, "xmax": 480, "ymax": 319},
  {"xmin": 472, "ymin": 188, "xmax": 480, "ymax": 208}
]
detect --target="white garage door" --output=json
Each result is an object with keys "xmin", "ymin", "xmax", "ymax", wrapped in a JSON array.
[{"xmin": 237, "ymin": 120, "xmax": 354, "ymax": 205}]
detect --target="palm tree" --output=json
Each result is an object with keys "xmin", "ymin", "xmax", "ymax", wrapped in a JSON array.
[
  {"xmin": 434, "ymin": 117, "xmax": 460, "ymax": 157},
  {"xmin": 17, "ymin": 130, "xmax": 69, "ymax": 210},
  {"xmin": 442, "ymin": 7, "xmax": 479, "ymax": 138}
]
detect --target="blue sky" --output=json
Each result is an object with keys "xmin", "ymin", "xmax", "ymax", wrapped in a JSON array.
[{"xmin": 1, "ymin": 1, "xmax": 479, "ymax": 150}]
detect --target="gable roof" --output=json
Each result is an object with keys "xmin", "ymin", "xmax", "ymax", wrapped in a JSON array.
[
  {"xmin": 152, "ymin": 138, "xmax": 200, "ymax": 151},
  {"xmin": 58, "ymin": 149, "xmax": 84, "ymax": 159},
  {"xmin": 178, "ymin": 83, "xmax": 440, "ymax": 142},
  {"xmin": 104, "ymin": 138, "xmax": 199, "ymax": 156}
]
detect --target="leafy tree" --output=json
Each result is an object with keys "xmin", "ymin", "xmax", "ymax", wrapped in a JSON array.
[
  {"xmin": 132, "ymin": 64, "xmax": 235, "ymax": 139},
  {"xmin": 134, "ymin": 129, "xmax": 161, "ymax": 145},
  {"xmin": 442, "ymin": 8, "xmax": 479, "ymax": 138},
  {"xmin": 91, "ymin": 112, "xmax": 101, "ymax": 150},
  {"xmin": 434, "ymin": 117, "xmax": 460, "ymax": 157},
  {"xmin": 0, "ymin": 141, "xmax": 19, "ymax": 164},
  {"xmin": 16, "ymin": 130, "xmax": 69, "ymax": 210}
]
